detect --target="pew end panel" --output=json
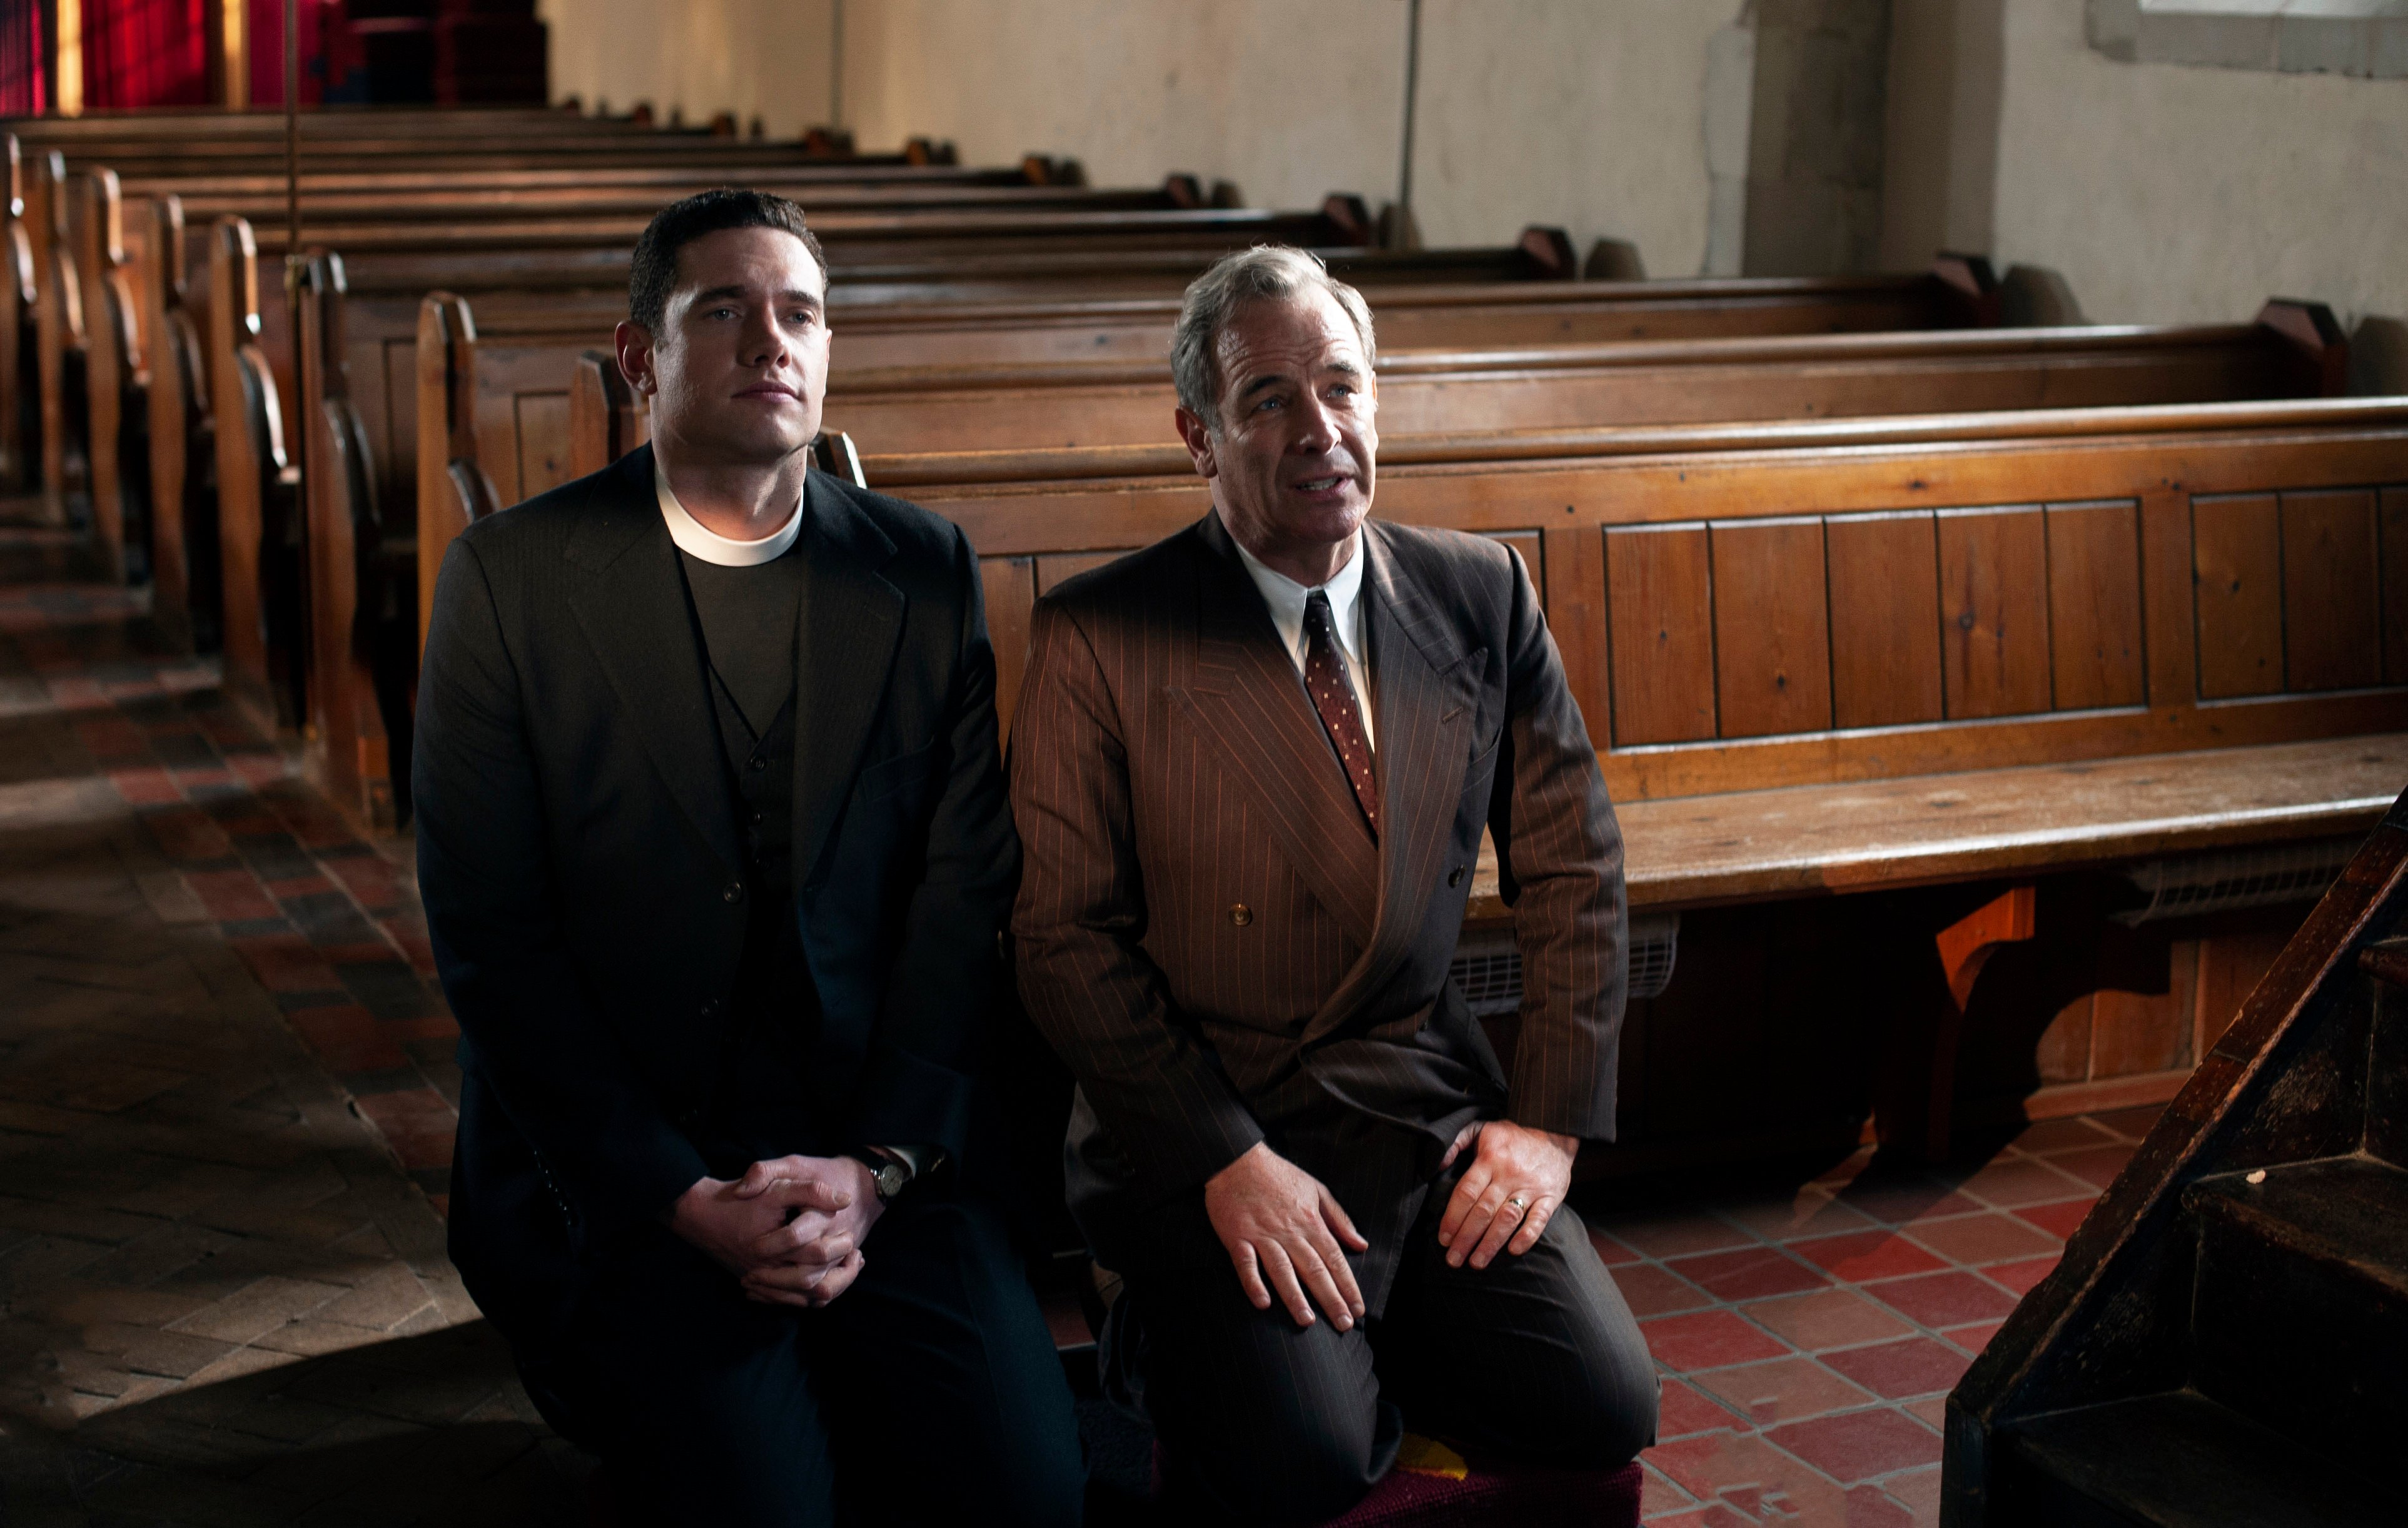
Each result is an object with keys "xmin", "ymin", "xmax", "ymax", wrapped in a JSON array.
[
  {"xmin": 31, "ymin": 150, "xmax": 89, "ymax": 522},
  {"xmin": 1, "ymin": 133, "xmax": 31, "ymax": 492},
  {"xmin": 415, "ymin": 291, "xmax": 485, "ymax": 655},
  {"xmin": 206, "ymin": 215, "xmax": 306, "ymax": 732},
  {"xmin": 141, "ymin": 194, "xmax": 220, "ymax": 651}
]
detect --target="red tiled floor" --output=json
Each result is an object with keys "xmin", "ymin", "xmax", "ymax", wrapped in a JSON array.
[
  {"xmin": 1982, "ymin": 1255, "xmax": 2061, "ymax": 1297},
  {"xmin": 1816, "ymin": 1337, "xmax": 1972, "ymax": 1400},
  {"xmin": 107, "ymin": 767, "xmax": 183, "ymax": 806},
  {"xmin": 1742, "ymin": 1289, "xmax": 1915, "ymax": 1353},
  {"xmin": 1646, "ymin": 1505, "xmax": 1753, "ymax": 1528},
  {"xmin": 1608, "ymin": 1260, "xmax": 1716, "ymax": 1317},
  {"xmin": 1647, "ymin": 1430, "xmax": 1884, "ymax": 1524},
  {"xmin": 1639, "ymin": 1310, "xmax": 1791, "ymax": 1372},
  {"xmin": 1594, "ymin": 1211, "xmax": 1756, "ymax": 1260},
  {"xmin": 1764, "ymin": 1406, "xmax": 1941, "ymax": 1483},
  {"xmin": 1714, "ymin": 1190, "xmax": 1878, "ymax": 1243},
  {"xmin": 265, "ymin": 875, "xmax": 335, "ymax": 901},
  {"xmin": 2009, "ymin": 1195, "xmax": 2098, "ymax": 1239},
  {"xmin": 1637, "ymin": 1461, "xmax": 1701, "ymax": 1518},
  {"xmin": 1666, "ymin": 1246, "xmax": 1829, "ymax": 1301},
  {"xmin": 143, "ymin": 806, "xmax": 235, "ymax": 863},
  {"xmin": 1883, "ymin": 1464, "xmax": 1945, "ymax": 1519},
  {"xmin": 2091, "ymin": 1103, "xmax": 2167, "ymax": 1139},
  {"xmin": 1900, "ymin": 1212, "xmax": 2062, "ymax": 1268},
  {"xmin": 225, "ymin": 933, "xmax": 341, "ymax": 994},
  {"xmin": 2046, "ymin": 1144, "xmax": 2138, "ymax": 1190},
  {"xmin": 1656, "ymin": 1379, "xmax": 1746, "ymax": 1440},
  {"xmin": 1831, "ymin": 1180, "xmax": 1986, "ymax": 1226},
  {"xmin": 1941, "ymin": 1320, "xmax": 2008, "ymax": 1356},
  {"xmin": 1863, "ymin": 1270, "xmax": 2021, "ymax": 1330},
  {"xmin": 282, "ymin": 1004, "xmax": 407, "ymax": 1075},
  {"xmin": 1690, "ymin": 1356, "xmax": 1876, "ymax": 1427},
  {"xmin": 2010, "ymin": 1116, "xmax": 2120, "ymax": 1153},
  {"xmin": 1587, "ymin": 1227, "xmax": 1641, "ymax": 1265},
  {"xmin": 1787, "ymin": 1230, "xmax": 1948, "ymax": 1282},
  {"xmin": 1950, "ymin": 1156, "xmax": 2097, "ymax": 1208},
  {"xmin": 184, "ymin": 869, "xmax": 280, "ymax": 924},
  {"xmin": 1902, "ymin": 1395, "xmax": 1950, "ymax": 1430}
]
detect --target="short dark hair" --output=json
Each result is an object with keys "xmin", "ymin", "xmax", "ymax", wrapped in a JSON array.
[{"xmin": 627, "ymin": 188, "xmax": 829, "ymax": 333}]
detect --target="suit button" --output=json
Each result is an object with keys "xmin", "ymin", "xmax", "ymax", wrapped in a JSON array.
[
  {"xmin": 1448, "ymin": 867, "xmax": 1465, "ymax": 888},
  {"xmin": 724, "ymin": 883, "xmax": 744, "ymax": 903},
  {"xmin": 1228, "ymin": 903, "xmax": 1252, "ymax": 928},
  {"xmin": 749, "ymin": 757, "xmax": 768, "ymax": 771}
]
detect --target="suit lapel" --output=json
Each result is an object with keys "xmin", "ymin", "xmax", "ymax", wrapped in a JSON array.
[
  {"xmin": 791, "ymin": 473, "xmax": 904, "ymax": 887},
  {"xmin": 565, "ymin": 445, "xmax": 741, "ymax": 874},
  {"xmin": 1302, "ymin": 524, "xmax": 1484, "ymax": 1044},
  {"xmin": 1171, "ymin": 514, "xmax": 1380, "ymax": 946}
]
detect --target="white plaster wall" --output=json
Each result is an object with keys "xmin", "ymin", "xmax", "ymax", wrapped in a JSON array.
[
  {"xmin": 1987, "ymin": 0, "xmax": 2408, "ymax": 328},
  {"xmin": 1410, "ymin": 0, "xmax": 1749, "ymax": 276},
  {"xmin": 836, "ymin": 0, "xmax": 1407, "ymax": 213},
  {"xmin": 538, "ymin": 0, "xmax": 837, "ymax": 139}
]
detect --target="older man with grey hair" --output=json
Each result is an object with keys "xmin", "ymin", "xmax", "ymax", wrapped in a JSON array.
[{"xmin": 1010, "ymin": 245, "xmax": 1657, "ymax": 1524}]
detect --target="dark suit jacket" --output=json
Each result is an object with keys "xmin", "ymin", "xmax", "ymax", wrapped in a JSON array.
[
  {"xmin": 414, "ymin": 445, "xmax": 1016, "ymax": 1345},
  {"xmin": 1009, "ymin": 510, "xmax": 1627, "ymax": 1313}
]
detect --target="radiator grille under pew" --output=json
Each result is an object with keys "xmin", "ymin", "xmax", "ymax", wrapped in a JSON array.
[{"xmin": 1450, "ymin": 914, "xmax": 1680, "ymax": 1014}]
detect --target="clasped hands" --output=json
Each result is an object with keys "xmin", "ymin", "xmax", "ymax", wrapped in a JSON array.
[
  {"xmin": 1202, "ymin": 1120, "xmax": 1576, "ymax": 1331},
  {"xmin": 669, "ymin": 1154, "xmax": 881, "ymax": 1308}
]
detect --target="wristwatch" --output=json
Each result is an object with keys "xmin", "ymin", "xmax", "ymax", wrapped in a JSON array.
[{"xmin": 846, "ymin": 1148, "xmax": 913, "ymax": 1202}]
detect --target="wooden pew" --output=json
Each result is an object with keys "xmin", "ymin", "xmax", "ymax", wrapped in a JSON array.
[{"xmin": 869, "ymin": 398, "xmax": 2408, "ymax": 1161}]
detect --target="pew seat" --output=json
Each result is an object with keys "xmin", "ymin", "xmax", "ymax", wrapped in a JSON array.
[{"xmin": 1468, "ymin": 732, "xmax": 2408, "ymax": 919}]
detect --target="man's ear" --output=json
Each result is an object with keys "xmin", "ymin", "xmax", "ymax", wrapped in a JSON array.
[
  {"xmin": 1173, "ymin": 404, "xmax": 1218, "ymax": 480},
  {"xmin": 614, "ymin": 319, "xmax": 657, "ymax": 398}
]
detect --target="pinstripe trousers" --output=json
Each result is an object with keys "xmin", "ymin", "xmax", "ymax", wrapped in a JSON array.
[{"xmin": 1112, "ymin": 1163, "xmax": 1659, "ymax": 1527}]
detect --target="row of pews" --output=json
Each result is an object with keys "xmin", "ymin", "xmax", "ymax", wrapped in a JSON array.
[{"xmin": 6, "ymin": 103, "xmax": 2404, "ymax": 1525}]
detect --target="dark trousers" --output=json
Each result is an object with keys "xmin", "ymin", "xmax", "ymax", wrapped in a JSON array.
[
  {"xmin": 542, "ymin": 1193, "xmax": 1085, "ymax": 1527},
  {"xmin": 1121, "ymin": 1184, "xmax": 1658, "ymax": 1527}
]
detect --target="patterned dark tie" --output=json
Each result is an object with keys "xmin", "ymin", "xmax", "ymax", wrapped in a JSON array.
[{"xmin": 1302, "ymin": 590, "xmax": 1379, "ymax": 839}]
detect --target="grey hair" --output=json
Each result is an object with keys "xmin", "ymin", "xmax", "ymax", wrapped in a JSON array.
[{"xmin": 1170, "ymin": 245, "xmax": 1377, "ymax": 428}]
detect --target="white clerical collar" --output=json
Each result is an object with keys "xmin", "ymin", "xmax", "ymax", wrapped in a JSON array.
[
  {"xmin": 654, "ymin": 456, "xmax": 806, "ymax": 567},
  {"xmin": 1230, "ymin": 524, "xmax": 1368, "ymax": 664}
]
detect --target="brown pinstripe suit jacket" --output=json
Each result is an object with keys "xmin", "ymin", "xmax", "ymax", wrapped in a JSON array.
[{"xmin": 1009, "ymin": 509, "xmax": 1627, "ymax": 1312}]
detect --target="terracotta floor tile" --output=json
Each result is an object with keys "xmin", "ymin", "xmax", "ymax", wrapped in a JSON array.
[
  {"xmin": 1901, "ymin": 1212, "xmax": 2061, "ymax": 1268},
  {"xmin": 2010, "ymin": 1116, "xmax": 2121, "ymax": 1155},
  {"xmin": 2046, "ymin": 1144, "xmax": 2137, "ymax": 1191},
  {"xmin": 1609, "ymin": 1261, "xmax": 1716, "ymax": 1318},
  {"xmin": 1588, "ymin": 1228, "xmax": 1641, "ymax": 1265},
  {"xmin": 1764, "ymin": 1405, "xmax": 1940, "ymax": 1483},
  {"xmin": 1983, "ymin": 1255, "xmax": 2060, "ymax": 1297},
  {"xmin": 1831, "ymin": 1177, "xmax": 1986, "ymax": 1226},
  {"xmin": 1953, "ymin": 1156, "xmax": 2096, "ymax": 1208},
  {"xmin": 1644, "ymin": 1430, "xmax": 1871, "ymax": 1525},
  {"xmin": 1656, "ymin": 1378, "xmax": 1746, "ymax": 1440},
  {"xmin": 108, "ymin": 769, "xmax": 184, "ymax": 807},
  {"xmin": 186, "ymin": 870, "xmax": 280, "ymax": 925},
  {"xmin": 1637, "ymin": 1460, "xmax": 1699, "ymax": 1517},
  {"xmin": 1596, "ymin": 1211, "xmax": 1756, "ymax": 1260},
  {"xmin": 1712, "ymin": 1191, "xmax": 1877, "ymax": 1243},
  {"xmin": 1786, "ymin": 1230, "xmax": 1947, "ymax": 1282},
  {"xmin": 1640, "ymin": 1505, "xmax": 1753, "ymax": 1528},
  {"xmin": 1690, "ymin": 1355, "xmax": 1876, "ymax": 1427},
  {"xmin": 2090, "ymin": 1103, "xmax": 2167, "ymax": 1140},
  {"xmin": 1639, "ymin": 1310, "xmax": 1791, "ymax": 1372},
  {"xmin": 1666, "ymin": 1246, "xmax": 1829, "ymax": 1302},
  {"xmin": 2010, "ymin": 1196, "xmax": 2098, "ymax": 1240},
  {"xmin": 1741, "ymin": 1290, "xmax": 1914, "ymax": 1353},
  {"xmin": 1941, "ymin": 1320, "xmax": 2008, "ymax": 1356},
  {"xmin": 1863, "ymin": 1270, "xmax": 2020, "ymax": 1330},
  {"xmin": 1883, "ymin": 1463, "xmax": 1945, "ymax": 1519},
  {"xmin": 1815, "ymin": 1336, "xmax": 1971, "ymax": 1400}
]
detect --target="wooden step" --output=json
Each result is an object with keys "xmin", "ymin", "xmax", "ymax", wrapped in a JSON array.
[
  {"xmin": 2184, "ymin": 1155, "xmax": 2408, "ymax": 1463},
  {"xmin": 1997, "ymin": 1390, "xmax": 2390, "ymax": 1527}
]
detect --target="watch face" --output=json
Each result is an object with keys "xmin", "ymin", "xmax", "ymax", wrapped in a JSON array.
[{"xmin": 875, "ymin": 1161, "xmax": 909, "ymax": 1199}]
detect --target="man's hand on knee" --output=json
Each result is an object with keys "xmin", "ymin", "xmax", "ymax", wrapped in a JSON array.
[
  {"xmin": 1437, "ymin": 1120, "xmax": 1577, "ymax": 1271},
  {"xmin": 1204, "ymin": 1143, "xmax": 1370, "ymax": 1332},
  {"xmin": 667, "ymin": 1155, "xmax": 882, "ymax": 1306}
]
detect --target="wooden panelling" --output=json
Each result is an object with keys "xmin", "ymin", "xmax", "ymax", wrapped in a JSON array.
[
  {"xmin": 1542, "ymin": 524, "xmax": 1610, "ymax": 749},
  {"xmin": 1826, "ymin": 511, "xmax": 1944, "ymax": 730},
  {"xmin": 2138, "ymin": 488, "xmax": 2195, "ymax": 708},
  {"xmin": 1709, "ymin": 517, "xmax": 1832, "ymax": 738},
  {"xmin": 2195, "ymin": 923, "xmax": 2294, "ymax": 1055},
  {"xmin": 513, "ymin": 393, "xmax": 572, "ymax": 502},
  {"xmin": 2045, "ymin": 500, "xmax": 2146, "ymax": 711},
  {"xmin": 2034, "ymin": 994, "xmax": 2095, "ymax": 1086},
  {"xmin": 1605, "ymin": 524, "xmax": 1716, "ymax": 745},
  {"xmin": 1938, "ymin": 507, "xmax": 2051, "ymax": 719},
  {"xmin": 2192, "ymin": 493, "xmax": 2283, "ymax": 700},
  {"xmin": 2279, "ymin": 489, "xmax": 2382, "ymax": 692},
  {"xmin": 979, "ymin": 555, "xmax": 1036, "ymax": 742},
  {"xmin": 1033, "ymin": 550, "xmax": 1132, "ymax": 595},
  {"xmin": 1486, "ymin": 529, "xmax": 1544, "ymax": 602},
  {"xmin": 2384, "ymin": 487, "xmax": 2408, "ymax": 685},
  {"xmin": 2090, "ymin": 957, "xmax": 2197, "ymax": 1078}
]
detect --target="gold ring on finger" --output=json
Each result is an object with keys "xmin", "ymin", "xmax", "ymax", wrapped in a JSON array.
[{"xmin": 1505, "ymin": 1195, "xmax": 1529, "ymax": 1212}]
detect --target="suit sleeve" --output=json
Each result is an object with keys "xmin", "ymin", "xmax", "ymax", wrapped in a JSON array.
[
  {"xmin": 413, "ymin": 537, "xmax": 709, "ymax": 1224},
  {"xmin": 1486, "ymin": 549, "xmax": 1629, "ymax": 1140},
  {"xmin": 848, "ymin": 524, "xmax": 1017, "ymax": 1160},
  {"xmin": 1009, "ymin": 597, "xmax": 1266, "ymax": 1187}
]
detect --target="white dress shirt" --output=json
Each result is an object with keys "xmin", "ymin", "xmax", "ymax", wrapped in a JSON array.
[
  {"xmin": 655, "ymin": 457, "xmax": 806, "ymax": 567},
  {"xmin": 1231, "ymin": 527, "xmax": 1375, "ymax": 752}
]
